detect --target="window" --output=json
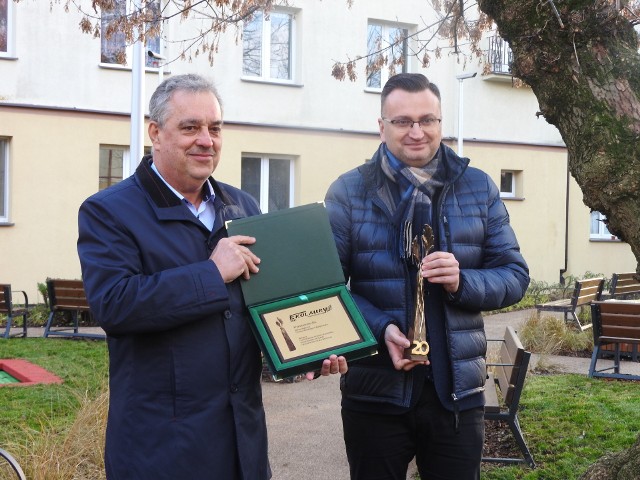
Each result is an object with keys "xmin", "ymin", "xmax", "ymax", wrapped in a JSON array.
[
  {"xmin": 590, "ymin": 211, "xmax": 618, "ymax": 240},
  {"xmin": 500, "ymin": 170, "xmax": 515, "ymax": 198},
  {"xmin": 0, "ymin": 0, "xmax": 14, "ymax": 57},
  {"xmin": 242, "ymin": 10, "xmax": 295, "ymax": 81},
  {"xmin": 0, "ymin": 139, "xmax": 8, "ymax": 222},
  {"xmin": 99, "ymin": 146, "xmax": 127, "ymax": 190},
  {"xmin": 241, "ymin": 155, "xmax": 294, "ymax": 213},
  {"xmin": 366, "ymin": 22, "xmax": 408, "ymax": 89},
  {"xmin": 101, "ymin": 0, "xmax": 161, "ymax": 67},
  {"xmin": 499, "ymin": 169, "xmax": 523, "ymax": 199}
]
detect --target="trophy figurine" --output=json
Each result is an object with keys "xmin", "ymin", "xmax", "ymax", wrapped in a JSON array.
[{"xmin": 404, "ymin": 224, "xmax": 434, "ymax": 361}]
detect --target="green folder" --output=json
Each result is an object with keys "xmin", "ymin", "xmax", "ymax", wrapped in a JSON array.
[{"xmin": 226, "ymin": 202, "xmax": 377, "ymax": 380}]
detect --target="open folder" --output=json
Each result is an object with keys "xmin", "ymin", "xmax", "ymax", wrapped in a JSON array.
[{"xmin": 226, "ymin": 202, "xmax": 377, "ymax": 380}]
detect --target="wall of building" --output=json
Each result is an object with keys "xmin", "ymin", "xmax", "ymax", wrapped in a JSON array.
[{"xmin": 1, "ymin": 0, "xmax": 636, "ymax": 303}]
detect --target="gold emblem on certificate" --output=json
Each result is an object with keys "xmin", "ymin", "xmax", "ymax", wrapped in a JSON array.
[
  {"xmin": 405, "ymin": 224, "xmax": 434, "ymax": 361},
  {"xmin": 262, "ymin": 296, "xmax": 362, "ymax": 363}
]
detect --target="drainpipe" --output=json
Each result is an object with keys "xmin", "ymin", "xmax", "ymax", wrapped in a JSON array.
[{"xmin": 559, "ymin": 152, "xmax": 570, "ymax": 285}]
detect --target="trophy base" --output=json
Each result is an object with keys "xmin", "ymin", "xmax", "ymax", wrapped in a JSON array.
[{"xmin": 403, "ymin": 340, "xmax": 430, "ymax": 361}]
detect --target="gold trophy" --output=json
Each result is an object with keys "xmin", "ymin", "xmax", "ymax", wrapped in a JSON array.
[{"xmin": 404, "ymin": 224, "xmax": 434, "ymax": 361}]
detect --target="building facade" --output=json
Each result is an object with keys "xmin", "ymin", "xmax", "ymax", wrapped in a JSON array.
[{"xmin": 0, "ymin": 0, "xmax": 635, "ymax": 301}]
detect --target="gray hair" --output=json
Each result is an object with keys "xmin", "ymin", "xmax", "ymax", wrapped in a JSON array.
[
  {"xmin": 149, "ymin": 74, "xmax": 223, "ymax": 127},
  {"xmin": 381, "ymin": 73, "xmax": 441, "ymax": 114}
]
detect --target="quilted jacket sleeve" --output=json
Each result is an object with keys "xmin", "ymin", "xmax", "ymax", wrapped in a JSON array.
[
  {"xmin": 447, "ymin": 171, "xmax": 530, "ymax": 312},
  {"xmin": 325, "ymin": 174, "xmax": 398, "ymax": 342}
]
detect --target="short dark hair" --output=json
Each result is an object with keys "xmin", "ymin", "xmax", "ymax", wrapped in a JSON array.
[
  {"xmin": 149, "ymin": 74, "xmax": 222, "ymax": 127},
  {"xmin": 381, "ymin": 73, "xmax": 441, "ymax": 113}
]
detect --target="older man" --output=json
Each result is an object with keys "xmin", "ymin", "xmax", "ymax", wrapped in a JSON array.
[{"xmin": 78, "ymin": 74, "xmax": 346, "ymax": 479}]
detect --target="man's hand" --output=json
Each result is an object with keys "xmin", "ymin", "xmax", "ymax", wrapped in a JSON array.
[
  {"xmin": 305, "ymin": 354, "xmax": 348, "ymax": 380},
  {"xmin": 210, "ymin": 235, "xmax": 261, "ymax": 283},
  {"xmin": 384, "ymin": 324, "xmax": 429, "ymax": 371},
  {"xmin": 422, "ymin": 251, "xmax": 460, "ymax": 294}
]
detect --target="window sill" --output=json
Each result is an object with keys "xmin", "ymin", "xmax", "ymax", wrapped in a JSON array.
[
  {"xmin": 0, "ymin": 55, "xmax": 18, "ymax": 61},
  {"xmin": 98, "ymin": 63, "xmax": 169, "ymax": 74},
  {"xmin": 500, "ymin": 196, "xmax": 525, "ymax": 201},
  {"xmin": 241, "ymin": 77, "xmax": 303, "ymax": 88},
  {"xmin": 0, "ymin": 222, "xmax": 15, "ymax": 226},
  {"xmin": 589, "ymin": 237, "xmax": 621, "ymax": 243},
  {"xmin": 364, "ymin": 87, "xmax": 382, "ymax": 94}
]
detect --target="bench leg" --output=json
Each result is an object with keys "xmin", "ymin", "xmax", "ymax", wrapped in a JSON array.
[
  {"xmin": 72, "ymin": 311, "xmax": 79, "ymax": 334},
  {"xmin": 588, "ymin": 346, "xmax": 600, "ymax": 378},
  {"xmin": 43, "ymin": 311, "xmax": 55, "ymax": 338},
  {"xmin": 614, "ymin": 344, "xmax": 621, "ymax": 374},
  {"xmin": 2, "ymin": 315, "xmax": 11, "ymax": 339},
  {"xmin": 508, "ymin": 415, "xmax": 536, "ymax": 469},
  {"xmin": 2, "ymin": 313, "xmax": 27, "ymax": 339}
]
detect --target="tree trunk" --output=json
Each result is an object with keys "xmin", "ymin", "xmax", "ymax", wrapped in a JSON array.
[
  {"xmin": 579, "ymin": 434, "xmax": 640, "ymax": 479},
  {"xmin": 478, "ymin": 0, "xmax": 640, "ymax": 275}
]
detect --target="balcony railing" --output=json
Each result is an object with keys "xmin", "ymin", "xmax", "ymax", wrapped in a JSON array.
[{"xmin": 487, "ymin": 35, "xmax": 513, "ymax": 75}]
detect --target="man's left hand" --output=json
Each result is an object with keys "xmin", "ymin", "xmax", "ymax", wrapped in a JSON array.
[
  {"xmin": 306, "ymin": 354, "xmax": 348, "ymax": 380},
  {"xmin": 422, "ymin": 251, "xmax": 460, "ymax": 294}
]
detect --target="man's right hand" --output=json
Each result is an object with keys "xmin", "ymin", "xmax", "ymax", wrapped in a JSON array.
[
  {"xmin": 384, "ymin": 324, "xmax": 429, "ymax": 371},
  {"xmin": 210, "ymin": 235, "xmax": 261, "ymax": 283}
]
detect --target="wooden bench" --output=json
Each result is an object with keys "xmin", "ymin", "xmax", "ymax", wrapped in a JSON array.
[
  {"xmin": 483, "ymin": 326, "xmax": 536, "ymax": 468},
  {"xmin": 588, "ymin": 301, "xmax": 640, "ymax": 380},
  {"xmin": 609, "ymin": 272, "xmax": 640, "ymax": 299},
  {"xmin": 0, "ymin": 284, "xmax": 29, "ymax": 339},
  {"xmin": 604, "ymin": 273, "xmax": 640, "ymax": 360},
  {"xmin": 43, "ymin": 278, "xmax": 104, "ymax": 339},
  {"xmin": 535, "ymin": 277, "xmax": 604, "ymax": 330}
]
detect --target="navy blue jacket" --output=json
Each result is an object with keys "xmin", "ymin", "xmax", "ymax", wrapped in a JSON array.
[
  {"xmin": 325, "ymin": 144, "xmax": 529, "ymax": 413},
  {"xmin": 78, "ymin": 157, "xmax": 270, "ymax": 479}
]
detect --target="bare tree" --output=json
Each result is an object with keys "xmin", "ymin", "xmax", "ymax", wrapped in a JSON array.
[{"xmin": 45, "ymin": 0, "xmax": 288, "ymax": 65}]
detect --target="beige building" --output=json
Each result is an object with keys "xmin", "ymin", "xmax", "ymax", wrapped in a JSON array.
[{"xmin": 0, "ymin": 1, "xmax": 635, "ymax": 302}]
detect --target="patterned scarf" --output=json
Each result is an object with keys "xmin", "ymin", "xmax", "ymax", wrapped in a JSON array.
[{"xmin": 380, "ymin": 145, "xmax": 445, "ymax": 260}]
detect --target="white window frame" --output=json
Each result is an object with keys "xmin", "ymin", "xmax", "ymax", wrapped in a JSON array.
[
  {"xmin": 365, "ymin": 20, "xmax": 409, "ymax": 91},
  {"xmin": 100, "ymin": 0, "xmax": 163, "ymax": 68},
  {"xmin": 590, "ymin": 211, "xmax": 618, "ymax": 241},
  {"xmin": 0, "ymin": 0, "xmax": 15, "ymax": 58},
  {"xmin": 241, "ymin": 155, "xmax": 295, "ymax": 213},
  {"xmin": 0, "ymin": 138, "xmax": 9, "ymax": 223},
  {"xmin": 242, "ymin": 9, "xmax": 297, "ymax": 84},
  {"xmin": 499, "ymin": 170, "xmax": 516, "ymax": 198}
]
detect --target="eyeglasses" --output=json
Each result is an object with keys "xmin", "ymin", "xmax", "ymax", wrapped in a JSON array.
[{"xmin": 382, "ymin": 117, "xmax": 442, "ymax": 131}]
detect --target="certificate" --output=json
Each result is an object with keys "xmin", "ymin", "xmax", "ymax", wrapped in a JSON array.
[{"xmin": 226, "ymin": 203, "xmax": 378, "ymax": 380}]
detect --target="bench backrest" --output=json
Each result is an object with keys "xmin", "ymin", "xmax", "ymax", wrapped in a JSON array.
[
  {"xmin": 609, "ymin": 272, "xmax": 640, "ymax": 299},
  {"xmin": 0, "ymin": 284, "xmax": 12, "ymax": 314},
  {"xmin": 494, "ymin": 326, "xmax": 529, "ymax": 407},
  {"xmin": 571, "ymin": 277, "xmax": 604, "ymax": 308},
  {"xmin": 46, "ymin": 278, "xmax": 90, "ymax": 311},
  {"xmin": 591, "ymin": 301, "xmax": 640, "ymax": 343}
]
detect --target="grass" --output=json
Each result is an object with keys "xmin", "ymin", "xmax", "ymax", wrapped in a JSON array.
[
  {"xmin": 0, "ymin": 338, "xmax": 108, "ymax": 479},
  {"xmin": 2, "ymin": 313, "xmax": 640, "ymax": 479},
  {"xmin": 482, "ymin": 374, "xmax": 640, "ymax": 480}
]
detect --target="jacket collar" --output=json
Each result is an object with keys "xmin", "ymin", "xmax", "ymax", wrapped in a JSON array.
[{"xmin": 135, "ymin": 155, "xmax": 236, "ymax": 209}]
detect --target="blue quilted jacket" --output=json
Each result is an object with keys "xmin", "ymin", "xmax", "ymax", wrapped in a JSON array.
[{"xmin": 325, "ymin": 143, "xmax": 529, "ymax": 413}]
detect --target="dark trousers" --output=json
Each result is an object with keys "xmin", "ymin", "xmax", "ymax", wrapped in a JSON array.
[{"xmin": 342, "ymin": 380, "xmax": 484, "ymax": 480}]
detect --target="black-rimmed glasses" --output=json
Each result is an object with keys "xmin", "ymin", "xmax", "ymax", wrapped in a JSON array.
[{"xmin": 382, "ymin": 117, "xmax": 442, "ymax": 131}]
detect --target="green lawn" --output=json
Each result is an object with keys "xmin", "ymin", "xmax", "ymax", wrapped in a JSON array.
[
  {"xmin": 1, "ymin": 339, "xmax": 639, "ymax": 479},
  {"xmin": 482, "ymin": 374, "xmax": 640, "ymax": 479},
  {"xmin": 0, "ymin": 338, "xmax": 108, "ymax": 447}
]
